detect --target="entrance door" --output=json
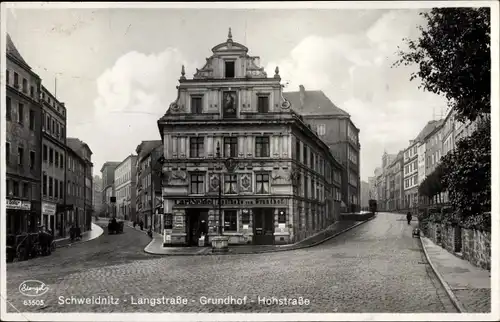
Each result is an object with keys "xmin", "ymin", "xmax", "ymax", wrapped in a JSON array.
[
  {"xmin": 186, "ymin": 209, "xmax": 208, "ymax": 246},
  {"xmin": 253, "ymin": 208, "xmax": 274, "ymax": 245}
]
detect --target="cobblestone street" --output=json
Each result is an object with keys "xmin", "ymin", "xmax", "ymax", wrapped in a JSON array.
[{"xmin": 6, "ymin": 213, "xmax": 457, "ymax": 313}]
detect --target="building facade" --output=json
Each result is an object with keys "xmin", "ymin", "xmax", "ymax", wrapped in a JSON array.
[
  {"xmin": 114, "ymin": 155, "xmax": 137, "ymax": 221},
  {"xmin": 157, "ymin": 30, "xmax": 343, "ymax": 246},
  {"xmin": 360, "ymin": 180, "xmax": 370, "ymax": 210},
  {"xmin": 66, "ymin": 138, "xmax": 93, "ymax": 232},
  {"xmin": 93, "ymin": 175, "xmax": 103, "ymax": 217},
  {"xmin": 403, "ymin": 140, "xmax": 419, "ymax": 210},
  {"xmin": 135, "ymin": 140, "xmax": 163, "ymax": 231},
  {"xmin": 284, "ymin": 85, "xmax": 361, "ymax": 212},
  {"xmin": 40, "ymin": 86, "xmax": 67, "ymax": 237},
  {"xmin": 425, "ymin": 121, "xmax": 444, "ymax": 177},
  {"xmin": 100, "ymin": 162, "xmax": 120, "ymax": 217},
  {"xmin": 387, "ymin": 151, "xmax": 403, "ymax": 211},
  {"xmin": 5, "ymin": 35, "xmax": 43, "ymax": 235}
]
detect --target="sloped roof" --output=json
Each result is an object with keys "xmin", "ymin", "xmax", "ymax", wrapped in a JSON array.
[
  {"xmin": 283, "ymin": 89, "xmax": 349, "ymax": 117},
  {"xmin": 136, "ymin": 140, "xmax": 162, "ymax": 162},
  {"xmin": 6, "ymin": 34, "xmax": 31, "ymax": 69},
  {"xmin": 415, "ymin": 119, "xmax": 444, "ymax": 142},
  {"xmin": 67, "ymin": 138, "xmax": 93, "ymax": 164},
  {"xmin": 100, "ymin": 161, "xmax": 121, "ymax": 173}
]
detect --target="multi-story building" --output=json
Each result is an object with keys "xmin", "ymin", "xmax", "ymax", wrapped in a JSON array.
[
  {"xmin": 40, "ymin": 86, "xmax": 67, "ymax": 237},
  {"xmin": 135, "ymin": 140, "xmax": 163, "ymax": 231},
  {"xmin": 360, "ymin": 180, "xmax": 370, "ymax": 210},
  {"xmin": 93, "ymin": 175, "xmax": 103, "ymax": 217},
  {"xmin": 284, "ymin": 85, "xmax": 361, "ymax": 212},
  {"xmin": 425, "ymin": 120, "xmax": 444, "ymax": 177},
  {"xmin": 100, "ymin": 161, "xmax": 120, "ymax": 217},
  {"xmin": 5, "ymin": 34, "xmax": 43, "ymax": 235},
  {"xmin": 66, "ymin": 138, "xmax": 93, "ymax": 232},
  {"xmin": 157, "ymin": 30, "xmax": 344, "ymax": 246},
  {"xmin": 114, "ymin": 155, "xmax": 137, "ymax": 221},
  {"xmin": 367, "ymin": 176, "xmax": 376, "ymax": 200},
  {"xmin": 403, "ymin": 120, "xmax": 443, "ymax": 210},
  {"xmin": 403, "ymin": 140, "xmax": 419, "ymax": 210},
  {"xmin": 387, "ymin": 151, "xmax": 403, "ymax": 211}
]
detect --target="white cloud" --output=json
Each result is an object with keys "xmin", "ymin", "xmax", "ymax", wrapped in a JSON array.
[
  {"xmin": 265, "ymin": 9, "xmax": 447, "ymax": 180},
  {"xmin": 90, "ymin": 48, "xmax": 193, "ymax": 166}
]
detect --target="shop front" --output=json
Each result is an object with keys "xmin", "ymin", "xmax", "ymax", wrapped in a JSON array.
[
  {"xmin": 42, "ymin": 202, "xmax": 56, "ymax": 234},
  {"xmin": 6, "ymin": 199, "xmax": 32, "ymax": 235},
  {"xmin": 163, "ymin": 196, "xmax": 293, "ymax": 246}
]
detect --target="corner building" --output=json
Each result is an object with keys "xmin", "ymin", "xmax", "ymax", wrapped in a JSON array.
[{"xmin": 157, "ymin": 30, "xmax": 343, "ymax": 246}]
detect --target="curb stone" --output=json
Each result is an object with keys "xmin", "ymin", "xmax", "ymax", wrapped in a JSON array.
[
  {"xmin": 55, "ymin": 223, "xmax": 104, "ymax": 249},
  {"xmin": 419, "ymin": 235, "xmax": 465, "ymax": 313},
  {"xmin": 143, "ymin": 214, "xmax": 376, "ymax": 256}
]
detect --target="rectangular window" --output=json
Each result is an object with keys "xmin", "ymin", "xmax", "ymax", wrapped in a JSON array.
[
  {"xmin": 310, "ymin": 152, "xmax": 314, "ymax": 169},
  {"xmin": 190, "ymin": 173, "xmax": 205, "ymax": 194},
  {"xmin": 18, "ymin": 103, "xmax": 24, "ymax": 124},
  {"xmin": 6, "ymin": 97, "xmax": 11, "ymax": 120},
  {"xmin": 189, "ymin": 137, "xmax": 204, "ymax": 158},
  {"xmin": 18, "ymin": 147, "xmax": 24, "ymax": 165},
  {"xmin": 223, "ymin": 137, "xmax": 238, "ymax": 158},
  {"xmin": 13, "ymin": 181, "xmax": 19, "ymax": 197},
  {"xmin": 61, "ymin": 126, "xmax": 65, "ymax": 139},
  {"xmin": 49, "ymin": 177, "xmax": 53, "ymax": 197},
  {"xmin": 46, "ymin": 115, "xmax": 51, "ymax": 132},
  {"xmin": 303, "ymin": 146, "xmax": 308, "ymax": 165},
  {"xmin": 14, "ymin": 72, "xmax": 19, "ymax": 87},
  {"xmin": 257, "ymin": 96, "xmax": 269, "ymax": 113},
  {"xmin": 6, "ymin": 70, "xmax": 9, "ymax": 85},
  {"xmin": 60, "ymin": 154, "xmax": 64, "ymax": 169},
  {"xmin": 52, "ymin": 120, "xmax": 55, "ymax": 134},
  {"xmin": 241, "ymin": 210, "xmax": 250, "ymax": 224},
  {"xmin": 43, "ymin": 144, "xmax": 48, "ymax": 162},
  {"xmin": 49, "ymin": 148, "xmax": 53, "ymax": 164},
  {"xmin": 225, "ymin": 61, "xmax": 235, "ymax": 78},
  {"xmin": 191, "ymin": 96, "xmax": 203, "ymax": 114},
  {"xmin": 43, "ymin": 175, "xmax": 47, "ymax": 196},
  {"xmin": 278, "ymin": 210, "xmax": 286, "ymax": 223},
  {"xmin": 256, "ymin": 173, "xmax": 270, "ymax": 194},
  {"xmin": 224, "ymin": 174, "xmax": 237, "ymax": 194},
  {"xmin": 23, "ymin": 182, "xmax": 29, "ymax": 198},
  {"xmin": 29, "ymin": 109, "xmax": 35, "ymax": 130},
  {"xmin": 22, "ymin": 79, "xmax": 28, "ymax": 93},
  {"xmin": 255, "ymin": 136, "xmax": 270, "ymax": 157},
  {"xmin": 223, "ymin": 210, "xmax": 238, "ymax": 232},
  {"xmin": 295, "ymin": 140, "xmax": 301, "ymax": 160},
  {"xmin": 317, "ymin": 124, "xmax": 326, "ymax": 136},
  {"xmin": 6, "ymin": 142, "xmax": 10, "ymax": 165},
  {"xmin": 55, "ymin": 151, "xmax": 59, "ymax": 167},
  {"xmin": 54, "ymin": 179, "xmax": 59, "ymax": 199},
  {"xmin": 30, "ymin": 151, "xmax": 35, "ymax": 169},
  {"xmin": 30, "ymin": 86, "xmax": 34, "ymax": 98}
]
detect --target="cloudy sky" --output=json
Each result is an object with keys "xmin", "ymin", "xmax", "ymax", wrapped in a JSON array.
[{"xmin": 5, "ymin": 4, "xmax": 448, "ymax": 181}]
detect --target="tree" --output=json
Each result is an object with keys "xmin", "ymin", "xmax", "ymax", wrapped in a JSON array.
[{"xmin": 394, "ymin": 8, "xmax": 491, "ymax": 123}]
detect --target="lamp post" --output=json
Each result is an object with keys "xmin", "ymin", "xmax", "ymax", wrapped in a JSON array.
[{"xmin": 211, "ymin": 142, "xmax": 237, "ymax": 252}]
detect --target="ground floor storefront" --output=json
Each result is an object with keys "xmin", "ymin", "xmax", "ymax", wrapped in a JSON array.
[
  {"xmin": 6, "ymin": 199, "xmax": 37, "ymax": 235},
  {"xmin": 162, "ymin": 196, "xmax": 338, "ymax": 247}
]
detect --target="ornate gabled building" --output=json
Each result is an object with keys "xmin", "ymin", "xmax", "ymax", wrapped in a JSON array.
[{"xmin": 157, "ymin": 29, "xmax": 344, "ymax": 247}]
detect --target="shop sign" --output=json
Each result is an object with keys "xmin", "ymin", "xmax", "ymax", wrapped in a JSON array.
[
  {"xmin": 42, "ymin": 202, "xmax": 57, "ymax": 216},
  {"xmin": 174, "ymin": 197, "xmax": 289, "ymax": 206},
  {"xmin": 6, "ymin": 199, "xmax": 31, "ymax": 211}
]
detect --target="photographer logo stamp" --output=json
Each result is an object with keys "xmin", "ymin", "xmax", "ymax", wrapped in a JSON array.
[{"xmin": 19, "ymin": 280, "xmax": 49, "ymax": 297}]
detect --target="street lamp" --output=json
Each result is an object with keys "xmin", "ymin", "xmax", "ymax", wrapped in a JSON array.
[{"xmin": 212, "ymin": 142, "xmax": 238, "ymax": 252}]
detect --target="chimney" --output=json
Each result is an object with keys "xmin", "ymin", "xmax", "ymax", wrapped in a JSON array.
[{"xmin": 299, "ymin": 85, "xmax": 305, "ymax": 110}]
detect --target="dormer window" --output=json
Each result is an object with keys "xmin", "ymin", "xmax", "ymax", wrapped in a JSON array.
[{"xmin": 225, "ymin": 61, "xmax": 235, "ymax": 78}]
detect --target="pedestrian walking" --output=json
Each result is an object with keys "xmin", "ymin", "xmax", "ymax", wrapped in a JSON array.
[{"xmin": 406, "ymin": 212, "xmax": 412, "ymax": 225}]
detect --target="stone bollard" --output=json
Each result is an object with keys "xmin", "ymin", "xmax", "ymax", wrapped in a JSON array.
[{"xmin": 211, "ymin": 235, "xmax": 230, "ymax": 253}]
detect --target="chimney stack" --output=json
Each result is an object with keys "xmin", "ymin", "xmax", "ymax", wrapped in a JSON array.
[{"xmin": 299, "ymin": 85, "xmax": 305, "ymax": 110}]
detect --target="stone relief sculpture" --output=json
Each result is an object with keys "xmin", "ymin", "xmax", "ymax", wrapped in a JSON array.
[
  {"xmin": 271, "ymin": 169, "xmax": 291, "ymax": 185},
  {"xmin": 193, "ymin": 57, "xmax": 214, "ymax": 79},
  {"xmin": 208, "ymin": 174, "xmax": 220, "ymax": 192},
  {"xmin": 245, "ymin": 56, "xmax": 267, "ymax": 78},
  {"xmin": 239, "ymin": 173, "xmax": 252, "ymax": 192},
  {"xmin": 167, "ymin": 170, "xmax": 187, "ymax": 185}
]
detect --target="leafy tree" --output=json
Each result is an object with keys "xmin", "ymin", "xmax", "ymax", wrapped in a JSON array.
[{"xmin": 394, "ymin": 8, "xmax": 491, "ymax": 123}]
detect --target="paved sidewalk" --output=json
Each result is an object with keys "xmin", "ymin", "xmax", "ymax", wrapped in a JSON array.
[
  {"xmin": 54, "ymin": 223, "xmax": 104, "ymax": 248},
  {"xmin": 420, "ymin": 236, "xmax": 491, "ymax": 313},
  {"xmin": 144, "ymin": 215, "xmax": 375, "ymax": 256}
]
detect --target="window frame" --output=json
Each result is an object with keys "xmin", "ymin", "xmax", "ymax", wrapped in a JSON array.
[
  {"xmin": 189, "ymin": 137, "xmax": 205, "ymax": 158},
  {"xmin": 224, "ymin": 173, "xmax": 238, "ymax": 195},
  {"xmin": 257, "ymin": 95, "xmax": 270, "ymax": 113},
  {"xmin": 189, "ymin": 172, "xmax": 205, "ymax": 195},
  {"xmin": 223, "ymin": 209, "xmax": 238, "ymax": 232},
  {"xmin": 191, "ymin": 96, "xmax": 203, "ymax": 114},
  {"xmin": 224, "ymin": 60, "xmax": 235, "ymax": 78},
  {"xmin": 255, "ymin": 173, "xmax": 270, "ymax": 195},
  {"xmin": 255, "ymin": 136, "xmax": 270, "ymax": 158},
  {"xmin": 223, "ymin": 137, "xmax": 238, "ymax": 158}
]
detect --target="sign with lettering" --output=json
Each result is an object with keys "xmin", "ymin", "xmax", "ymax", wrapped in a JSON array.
[
  {"xmin": 173, "ymin": 197, "xmax": 289, "ymax": 206},
  {"xmin": 42, "ymin": 202, "xmax": 56, "ymax": 216},
  {"xmin": 6, "ymin": 199, "xmax": 31, "ymax": 211}
]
